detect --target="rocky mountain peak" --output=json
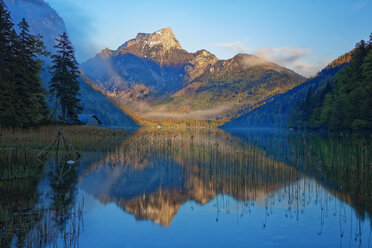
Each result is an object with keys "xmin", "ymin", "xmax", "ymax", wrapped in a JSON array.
[
  {"xmin": 98, "ymin": 48, "xmax": 114, "ymax": 59},
  {"xmin": 119, "ymin": 27, "xmax": 182, "ymax": 53}
]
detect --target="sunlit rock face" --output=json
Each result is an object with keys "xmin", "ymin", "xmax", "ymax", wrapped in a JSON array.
[
  {"xmin": 81, "ymin": 27, "xmax": 305, "ymax": 120},
  {"xmin": 116, "ymin": 27, "xmax": 185, "ymax": 63},
  {"xmin": 122, "ymin": 190, "xmax": 184, "ymax": 227}
]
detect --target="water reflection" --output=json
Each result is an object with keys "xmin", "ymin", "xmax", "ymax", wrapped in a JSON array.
[
  {"xmin": 79, "ymin": 129, "xmax": 371, "ymax": 232},
  {"xmin": 0, "ymin": 149, "xmax": 84, "ymax": 247},
  {"xmin": 0, "ymin": 128, "xmax": 371, "ymax": 247},
  {"xmin": 0, "ymin": 151, "xmax": 43, "ymax": 247},
  {"xmin": 80, "ymin": 129, "xmax": 302, "ymax": 227}
]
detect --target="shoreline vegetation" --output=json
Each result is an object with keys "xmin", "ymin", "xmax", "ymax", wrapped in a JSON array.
[
  {"xmin": 1, "ymin": 124, "xmax": 370, "ymax": 152},
  {"xmin": 0, "ymin": 125, "xmax": 129, "ymax": 151}
]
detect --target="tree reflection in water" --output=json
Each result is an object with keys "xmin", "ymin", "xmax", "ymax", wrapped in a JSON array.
[{"xmin": 0, "ymin": 146, "xmax": 84, "ymax": 247}]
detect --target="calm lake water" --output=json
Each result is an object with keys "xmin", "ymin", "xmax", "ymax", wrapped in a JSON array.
[{"xmin": 1, "ymin": 128, "xmax": 371, "ymax": 247}]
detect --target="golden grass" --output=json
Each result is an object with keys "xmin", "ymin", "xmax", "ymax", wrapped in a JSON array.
[{"xmin": 0, "ymin": 125, "xmax": 129, "ymax": 151}]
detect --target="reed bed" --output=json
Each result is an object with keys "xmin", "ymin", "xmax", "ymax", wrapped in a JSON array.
[
  {"xmin": 0, "ymin": 200, "xmax": 84, "ymax": 248},
  {"xmin": 88, "ymin": 128, "xmax": 372, "ymax": 222},
  {"xmin": 0, "ymin": 125, "xmax": 129, "ymax": 151}
]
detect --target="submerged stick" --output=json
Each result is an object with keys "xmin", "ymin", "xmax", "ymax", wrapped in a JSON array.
[
  {"xmin": 59, "ymin": 131, "xmax": 80, "ymax": 159},
  {"xmin": 36, "ymin": 136, "xmax": 58, "ymax": 159}
]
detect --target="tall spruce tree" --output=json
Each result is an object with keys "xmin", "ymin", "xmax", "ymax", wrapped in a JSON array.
[
  {"xmin": 0, "ymin": 0, "xmax": 16, "ymax": 126},
  {"xmin": 0, "ymin": 2, "xmax": 47, "ymax": 127},
  {"xmin": 50, "ymin": 32, "xmax": 81, "ymax": 122},
  {"xmin": 14, "ymin": 18, "xmax": 48, "ymax": 126}
]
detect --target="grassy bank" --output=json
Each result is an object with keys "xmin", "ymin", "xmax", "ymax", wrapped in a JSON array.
[{"xmin": 0, "ymin": 125, "xmax": 129, "ymax": 151}]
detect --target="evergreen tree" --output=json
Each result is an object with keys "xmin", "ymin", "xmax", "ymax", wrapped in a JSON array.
[
  {"xmin": 14, "ymin": 18, "xmax": 48, "ymax": 126},
  {"xmin": 50, "ymin": 32, "xmax": 81, "ymax": 122},
  {"xmin": 289, "ymin": 34, "xmax": 372, "ymax": 131},
  {"xmin": 0, "ymin": 2, "xmax": 48, "ymax": 127},
  {"xmin": 0, "ymin": 0, "xmax": 16, "ymax": 126}
]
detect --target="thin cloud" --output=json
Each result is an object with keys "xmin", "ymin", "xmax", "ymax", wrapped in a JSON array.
[
  {"xmin": 241, "ymin": 55, "xmax": 267, "ymax": 68},
  {"xmin": 254, "ymin": 47, "xmax": 328, "ymax": 77},
  {"xmin": 215, "ymin": 42, "xmax": 328, "ymax": 76},
  {"xmin": 216, "ymin": 41, "xmax": 248, "ymax": 53}
]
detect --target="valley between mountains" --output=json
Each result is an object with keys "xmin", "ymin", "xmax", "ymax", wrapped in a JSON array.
[
  {"xmin": 5, "ymin": 0, "xmax": 360, "ymax": 128},
  {"xmin": 81, "ymin": 27, "xmax": 305, "ymax": 121}
]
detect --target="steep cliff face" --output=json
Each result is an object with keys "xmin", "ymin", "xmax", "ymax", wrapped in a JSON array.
[
  {"xmin": 115, "ymin": 27, "xmax": 188, "ymax": 65},
  {"xmin": 82, "ymin": 27, "xmax": 305, "ymax": 120}
]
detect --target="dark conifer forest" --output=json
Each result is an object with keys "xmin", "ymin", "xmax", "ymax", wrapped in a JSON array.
[
  {"xmin": 288, "ymin": 35, "xmax": 372, "ymax": 131},
  {"xmin": 0, "ymin": 2, "xmax": 81, "ymax": 127},
  {"xmin": 0, "ymin": 2, "xmax": 48, "ymax": 127}
]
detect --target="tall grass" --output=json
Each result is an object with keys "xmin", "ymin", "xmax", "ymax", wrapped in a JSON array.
[{"xmin": 0, "ymin": 125, "xmax": 129, "ymax": 151}]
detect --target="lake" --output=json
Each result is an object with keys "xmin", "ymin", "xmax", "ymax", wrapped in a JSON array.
[{"xmin": 0, "ymin": 128, "xmax": 371, "ymax": 247}]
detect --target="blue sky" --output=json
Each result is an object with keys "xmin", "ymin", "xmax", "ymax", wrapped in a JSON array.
[{"xmin": 45, "ymin": 0, "xmax": 372, "ymax": 76}]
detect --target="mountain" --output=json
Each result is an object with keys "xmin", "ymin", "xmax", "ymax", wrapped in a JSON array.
[
  {"xmin": 4, "ymin": 0, "xmax": 138, "ymax": 127},
  {"xmin": 222, "ymin": 51, "xmax": 353, "ymax": 128},
  {"xmin": 81, "ymin": 27, "xmax": 305, "ymax": 121},
  {"xmin": 153, "ymin": 53, "xmax": 304, "ymax": 120}
]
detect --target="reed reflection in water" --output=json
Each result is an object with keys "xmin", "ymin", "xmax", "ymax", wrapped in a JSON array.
[
  {"xmin": 77, "ymin": 128, "xmax": 371, "ymax": 247},
  {"xmin": 1, "ymin": 128, "xmax": 371, "ymax": 247}
]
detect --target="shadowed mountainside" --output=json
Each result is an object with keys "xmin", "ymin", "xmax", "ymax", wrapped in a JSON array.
[{"xmin": 4, "ymin": 0, "xmax": 138, "ymax": 127}]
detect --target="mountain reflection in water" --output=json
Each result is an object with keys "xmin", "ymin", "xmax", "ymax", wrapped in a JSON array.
[
  {"xmin": 79, "ymin": 129, "xmax": 371, "ymax": 229},
  {"xmin": 79, "ymin": 129, "xmax": 301, "ymax": 227},
  {"xmin": 1, "ymin": 128, "xmax": 371, "ymax": 247}
]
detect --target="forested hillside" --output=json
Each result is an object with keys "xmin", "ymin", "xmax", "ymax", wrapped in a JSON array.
[
  {"xmin": 222, "ymin": 52, "xmax": 352, "ymax": 128},
  {"xmin": 288, "ymin": 35, "xmax": 372, "ymax": 131}
]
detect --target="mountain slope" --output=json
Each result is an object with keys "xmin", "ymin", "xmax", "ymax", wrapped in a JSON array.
[
  {"xmin": 151, "ymin": 53, "xmax": 304, "ymax": 120},
  {"xmin": 5, "ymin": 0, "xmax": 138, "ymax": 127},
  {"xmin": 81, "ymin": 27, "xmax": 305, "ymax": 121},
  {"xmin": 222, "ymin": 52, "xmax": 353, "ymax": 128}
]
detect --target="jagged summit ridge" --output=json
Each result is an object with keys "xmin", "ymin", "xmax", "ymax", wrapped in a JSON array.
[
  {"xmin": 97, "ymin": 27, "xmax": 185, "ymax": 64},
  {"xmin": 118, "ymin": 27, "xmax": 182, "ymax": 52}
]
